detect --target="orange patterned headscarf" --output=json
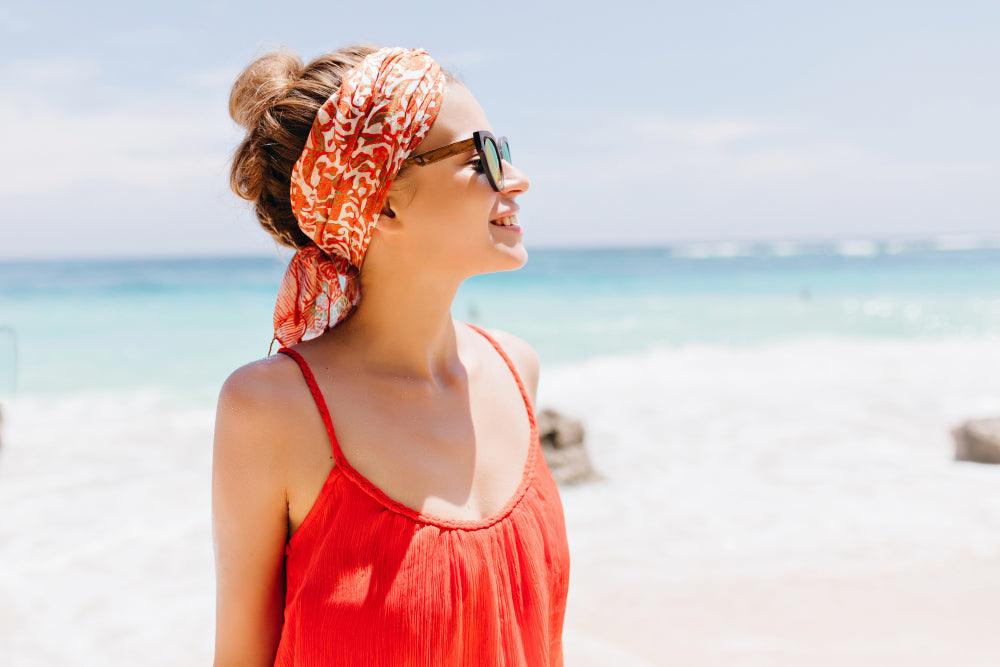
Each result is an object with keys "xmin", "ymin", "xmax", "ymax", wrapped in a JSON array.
[{"xmin": 268, "ymin": 46, "xmax": 446, "ymax": 353}]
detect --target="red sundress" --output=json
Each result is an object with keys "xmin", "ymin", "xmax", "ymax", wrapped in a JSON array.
[{"xmin": 271, "ymin": 322, "xmax": 571, "ymax": 666}]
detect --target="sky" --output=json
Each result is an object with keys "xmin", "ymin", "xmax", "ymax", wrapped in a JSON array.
[{"xmin": 0, "ymin": 0, "xmax": 998, "ymax": 260}]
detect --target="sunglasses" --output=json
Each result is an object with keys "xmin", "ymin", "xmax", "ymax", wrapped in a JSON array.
[{"xmin": 401, "ymin": 130, "xmax": 511, "ymax": 192}]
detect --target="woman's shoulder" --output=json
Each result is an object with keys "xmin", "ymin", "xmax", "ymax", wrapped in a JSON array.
[
  {"xmin": 219, "ymin": 348, "xmax": 309, "ymax": 411},
  {"xmin": 214, "ymin": 349, "xmax": 320, "ymax": 459},
  {"xmin": 470, "ymin": 325, "xmax": 540, "ymax": 405}
]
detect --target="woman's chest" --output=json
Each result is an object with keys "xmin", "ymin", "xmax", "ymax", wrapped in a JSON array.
[{"xmin": 281, "ymin": 458, "xmax": 571, "ymax": 665}]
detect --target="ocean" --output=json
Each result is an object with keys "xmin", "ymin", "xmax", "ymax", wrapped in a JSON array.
[
  {"xmin": 1, "ymin": 236, "xmax": 999, "ymax": 665},
  {"xmin": 1, "ymin": 235, "xmax": 998, "ymax": 404}
]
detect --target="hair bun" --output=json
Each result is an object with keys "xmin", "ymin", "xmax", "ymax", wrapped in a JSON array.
[
  {"xmin": 228, "ymin": 47, "xmax": 304, "ymax": 130},
  {"xmin": 227, "ymin": 43, "xmax": 457, "ymax": 252}
]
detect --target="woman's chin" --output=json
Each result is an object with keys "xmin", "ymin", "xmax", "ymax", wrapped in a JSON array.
[
  {"xmin": 491, "ymin": 242, "xmax": 527, "ymax": 269},
  {"xmin": 483, "ymin": 218, "xmax": 527, "ymax": 265}
]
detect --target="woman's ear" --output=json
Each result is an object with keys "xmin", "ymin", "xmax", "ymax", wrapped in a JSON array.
[{"xmin": 380, "ymin": 197, "xmax": 396, "ymax": 219}]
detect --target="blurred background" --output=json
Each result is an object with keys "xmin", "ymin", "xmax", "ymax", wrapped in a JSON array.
[{"xmin": 1, "ymin": 1, "xmax": 999, "ymax": 665}]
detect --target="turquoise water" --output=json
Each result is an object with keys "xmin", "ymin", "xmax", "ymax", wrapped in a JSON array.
[{"xmin": 1, "ymin": 239, "xmax": 998, "ymax": 403}]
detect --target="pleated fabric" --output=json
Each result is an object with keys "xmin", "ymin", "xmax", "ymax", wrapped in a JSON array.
[{"xmin": 272, "ymin": 322, "xmax": 571, "ymax": 666}]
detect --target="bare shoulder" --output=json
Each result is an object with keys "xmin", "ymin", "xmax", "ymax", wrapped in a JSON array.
[
  {"xmin": 481, "ymin": 327, "xmax": 541, "ymax": 406},
  {"xmin": 214, "ymin": 351, "xmax": 314, "ymax": 464},
  {"xmin": 218, "ymin": 351, "xmax": 307, "ymax": 420},
  {"xmin": 212, "ymin": 351, "xmax": 307, "ymax": 664}
]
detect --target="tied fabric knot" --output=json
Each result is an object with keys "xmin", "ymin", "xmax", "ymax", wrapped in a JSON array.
[
  {"xmin": 268, "ymin": 46, "xmax": 446, "ymax": 353},
  {"xmin": 268, "ymin": 245, "xmax": 358, "ymax": 356}
]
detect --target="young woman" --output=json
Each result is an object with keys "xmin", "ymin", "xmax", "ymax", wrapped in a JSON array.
[{"xmin": 212, "ymin": 44, "xmax": 571, "ymax": 666}]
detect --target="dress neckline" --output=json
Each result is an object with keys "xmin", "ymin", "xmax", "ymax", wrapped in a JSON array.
[{"xmin": 278, "ymin": 321, "xmax": 540, "ymax": 533}]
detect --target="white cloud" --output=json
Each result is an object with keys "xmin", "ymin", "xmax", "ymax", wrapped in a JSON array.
[
  {"xmin": 595, "ymin": 112, "xmax": 924, "ymax": 183},
  {"xmin": 0, "ymin": 56, "xmax": 260, "ymax": 259},
  {"xmin": 0, "ymin": 98, "xmax": 240, "ymax": 195},
  {"xmin": 0, "ymin": 57, "xmax": 243, "ymax": 197},
  {"xmin": 176, "ymin": 64, "xmax": 242, "ymax": 89},
  {"xmin": 0, "ymin": 56, "xmax": 102, "ymax": 87},
  {"xmin": 512, "ymin": 109, "xmax": 1000, "ymax": 243},
  {"xmin": 435, "ymin": 49, "xmax": 493, "ymax": 72},
  {"xmin": 633, "ymin": 116, "xmax": 773, "ymax": 147}
]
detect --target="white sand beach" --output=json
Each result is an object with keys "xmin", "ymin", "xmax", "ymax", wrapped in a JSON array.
[{"xmin": 1, "ymin": 336, "xmax": 999, "ymax": 665}]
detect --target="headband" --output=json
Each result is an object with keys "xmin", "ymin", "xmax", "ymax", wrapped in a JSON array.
[{"xmin": 268, "ymin": 46, "xmax": 446, "ymax": 353}]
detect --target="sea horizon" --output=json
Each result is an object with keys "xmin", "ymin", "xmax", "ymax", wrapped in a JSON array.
[{"xmin": 1, "ymin": 232, "xmax": 999, "ymax": 404}]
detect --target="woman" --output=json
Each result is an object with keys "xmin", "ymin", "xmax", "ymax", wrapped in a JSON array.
[{"xmin": 212, "ymin": 43, "xmax": 571, "ymax": 666}]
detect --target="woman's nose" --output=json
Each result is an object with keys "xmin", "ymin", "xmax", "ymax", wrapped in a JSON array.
[{"xmin": 501, "ymin": 159, "xmax": 530, "ymax": 194}]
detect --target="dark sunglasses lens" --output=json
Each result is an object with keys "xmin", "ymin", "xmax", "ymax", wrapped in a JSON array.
[
  {"xmin": 483, "ymin": 137, "xmax": 503, "ymax": 190},
  {"xmin": 500, "ymin": 137, "xmax": 511, "ymax": 162}
]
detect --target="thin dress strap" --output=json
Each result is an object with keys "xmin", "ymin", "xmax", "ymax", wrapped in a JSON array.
[
  {"xmin": 463, "ymin": 322, "xmax": 536, "ymax": 422},
  {"xmin": 277, "ymin": 346, "xmax": 343, "ymax": 462},
  {"xmin": 277, "ymin": 324, "xmax": 534, "ymax": 476}
]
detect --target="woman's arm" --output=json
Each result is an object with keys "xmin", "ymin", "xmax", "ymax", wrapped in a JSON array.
[{"xmin": 212, "ymin": 364, "xmax": 290, "ymax": 666}]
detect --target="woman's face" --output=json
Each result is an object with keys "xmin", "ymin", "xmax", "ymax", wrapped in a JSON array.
[{"xmin": 371, "ymin": 79, "xmax": 531, "ymax": 277}]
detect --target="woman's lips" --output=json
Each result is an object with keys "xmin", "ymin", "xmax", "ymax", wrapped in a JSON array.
[{"xmin": 488, "ymin": 215, "xmax": 522, "ymax": 234}]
